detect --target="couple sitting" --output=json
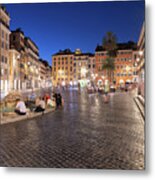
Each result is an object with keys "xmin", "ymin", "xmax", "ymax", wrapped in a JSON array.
[{"xmin": 14, "ymin": 97, "xmax": 46, "ymax": 116}]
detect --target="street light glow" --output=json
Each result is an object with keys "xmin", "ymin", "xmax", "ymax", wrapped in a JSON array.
[
  {"xmin": 136, "ymin": 57, "xmax": 140, "ymax": 62},
  {"xmin": 62, "ymin": 81, "xmax": 65, "ymax": 86},
  {"xmin": 58, "ymin": 69, "xmax": 64, "ymax": 75},
  {"xmin": 126, "ymin": 66, "xmax": 131, "ymax": 72},
  {"xmin": 134, "ymin": 62, "xmax": 138, "ymax": 67},
  {"xmin": 81, "ymin": 67, "xmax": 87, "ymax": 76},
  {"xmin": 139, "ymin": 51, "xmax": 143, "ymax": 56}
]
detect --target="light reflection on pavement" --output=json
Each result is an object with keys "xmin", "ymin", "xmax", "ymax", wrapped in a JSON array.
[{"xmin": 0, "ymin": 90, "xmax": 144, "ymax": 169}]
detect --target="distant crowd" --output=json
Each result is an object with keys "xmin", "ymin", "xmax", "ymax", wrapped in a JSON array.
[{"xmin": 14, "ymin": 92, "xmax": 64, "ymax": 116}]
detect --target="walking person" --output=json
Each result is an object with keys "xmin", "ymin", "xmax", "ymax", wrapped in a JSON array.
[
  {"xmin": 53, "ymin": 92, "xmax": 59, "ymax": 108},
  {"xmin": 57, "ymin": 93, "xmax": 62, "ymax": 107},
  {"xmin": 78, "ymin": 82, "xmax": 81, "ymax": 94},
  {"xmin": 104, "ymin": 82, "xmax": 110, "ymax": 103}
]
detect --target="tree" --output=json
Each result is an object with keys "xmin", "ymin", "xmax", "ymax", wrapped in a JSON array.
[
  {"xmin": 102, "ymin": 32, "xmax": 117, "ymax": 83},
  {"xmin": 102, "ymin": 32, "xmax": 117, "ymax": 57},
  {"xmin": 102, "ymin": 58, "xmax": 115, "ymax": 83}
]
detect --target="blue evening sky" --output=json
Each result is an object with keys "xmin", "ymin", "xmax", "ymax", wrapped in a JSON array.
[{"xmin": 5, "ymin": 1, "xmax": 145, "ymax": 65}]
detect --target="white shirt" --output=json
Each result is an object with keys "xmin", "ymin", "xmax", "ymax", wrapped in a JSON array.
[
  {"xmin": 39, "ymin": 100, "xmax": 46, "ymax": 109},
  {"xmin": 16, "ymin": 101, "xmax": 27, "ymax": 113}
]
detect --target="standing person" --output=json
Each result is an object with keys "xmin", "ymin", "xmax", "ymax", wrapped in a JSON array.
[
  {"xmin": 34, "ymin": 97, "xmax": 46, "ymax": 112},
  {"xmin": 51, "ymin": 92, "xmax": 56, "ymax": 108},
  {"xmin": 57, "ymin": 93, "xmax": 62, "ymax": 107},
  {"xmin": 104, "ymin": 82, "xmax": 110, "ymax": 103},
  {"xmin": 78, "ymin": 82, "xmax": 81, "ymax": 94},
  {"xmin": 15, "ymin": 98, "xmax": 27, "ymax": 115},
  {"xmin": 53, "ymin": 92, "xmax": 59, "ymax": 108}
]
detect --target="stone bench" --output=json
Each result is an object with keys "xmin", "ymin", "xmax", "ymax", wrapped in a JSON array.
[{"xmin": 0, "ymin": 107, "xmax": 55, "ymax": 125}]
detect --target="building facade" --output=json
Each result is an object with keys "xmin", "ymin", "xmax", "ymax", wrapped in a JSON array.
[
  {"xmin": 39, "ymin": 59, "xmax": 52, "ymax": 88},
  {"xmin": 9, "ymin": 49, "xmax": 20, "ymax": 90},
  {"xmin": 45, "ymin": 65, "xmax": 52, "ymax": 88},
  {"xmin": 10, "ymin": 29, "xmax": 26, "ymax": 90},
  {"xmin": 95, "ymin": 42, "xmax": 137, "ymax": 87},
  {"xmin": 74, "ymin": 49, "xmax": 89, "ymax": 81},
  {"xmin": 87, "ymin": 54, "xmax": 96, "ymax": 78},
  {"xmin": 0, "ymin": 5, "xmax": 11, "ymax": 97},
  {"xmin": 10, "ymin": 29, "xmax": 40, "ymax": 90},
  {"xmin": 52, "ymin": 49, "xmax": 95, "ymax": 87},
  {"xmin": 24, "ymin": 37, "xmax": 40, "ymax": 89},
  {"xmin": 52, "ymin": 49, "xmax": 74, "ymax": 87},
  {"xmin": 136, "ymin": 22, "xmax": 145, "ymax": 97},
  {"xmin": 74, "ymin": 49, "xmax": 95, "ymax": 87}
]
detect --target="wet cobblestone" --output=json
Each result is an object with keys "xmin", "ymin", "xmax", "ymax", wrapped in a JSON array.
[{"xmin": 0, "ymin": 91, "xmax": 144, "ymax": 169}]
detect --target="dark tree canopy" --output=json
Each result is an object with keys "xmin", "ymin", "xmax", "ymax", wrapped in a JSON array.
[
  {"xmin": 102, "ymin": 58, "xmax": 115, "ymax": 71},
  {"xmin": 102, "ymin": 32, "xmax": 117, "ymax": 57}
]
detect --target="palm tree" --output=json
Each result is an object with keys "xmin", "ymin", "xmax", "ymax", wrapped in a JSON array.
[
  {"xmin": 102, "ymin": 58, "xmax": 115, "ymax": 83},
  {"xmin": 102, "ymin": 32, "xmax": 117, "ymax": 57},
  {"xmin": 102, "ymin": 32, "xmax": 117, "ymax": 83}
]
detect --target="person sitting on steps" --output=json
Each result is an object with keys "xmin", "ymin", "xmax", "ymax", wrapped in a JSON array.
[
  {"xmin": 34, "ymin": 97, "xmax": 46, "ymax": 112},
  {"xmin": 14, "ymin": 98, "xmax": 27, "ymax": 115}
]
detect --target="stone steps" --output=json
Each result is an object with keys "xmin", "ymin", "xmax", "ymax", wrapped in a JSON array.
[
  {"xmin": 134, "ymin": 95, "xmax": 145, "ymax": 120},
  {"xmin": 137, "ymin": 95, "xmax": 145, "ymax": 106}
]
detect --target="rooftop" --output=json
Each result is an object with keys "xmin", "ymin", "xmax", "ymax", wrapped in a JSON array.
[
  {"xmin": 53, "ymin": 49, "xmax": 94, "ymax": 57},
  {"xmin": 25, "ymin": 37, "xmax": 39, "ymax": 50},
  {"xmin": 11, "ymin": 28, "xmax": 25, "ymax": 36},
  {"xmin": 53, "ymin": 49, "xmax": 74, "ymax": 56},
  {"xmin": 39, "ymin": 59, "xmax": 50, "ymax": 67},
  {"xmin": 74, "ymin": 52, "xmax": 94, "ymax": 57},
  {"xmin": 0, "ymin": 5, "xmax": 10, "ymax": 16}
]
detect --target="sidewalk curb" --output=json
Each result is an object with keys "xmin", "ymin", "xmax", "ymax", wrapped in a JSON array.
[{"xmin": 0, "ymin": 108, "xmax": 55, "ymax": 125}]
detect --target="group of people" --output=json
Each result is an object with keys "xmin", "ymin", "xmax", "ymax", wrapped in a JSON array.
[
  {"xmin": 45, "ymin": 92, "xmax": 63, "ymax": 109},
  {"xmin": 14, "ymin": 92, "xmax": 64, "ymax": 116}
]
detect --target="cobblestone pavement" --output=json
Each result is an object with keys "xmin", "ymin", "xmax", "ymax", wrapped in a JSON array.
[{"xmin": 0, "ymin": 90, "xmax": 144, "ymax": 169}]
